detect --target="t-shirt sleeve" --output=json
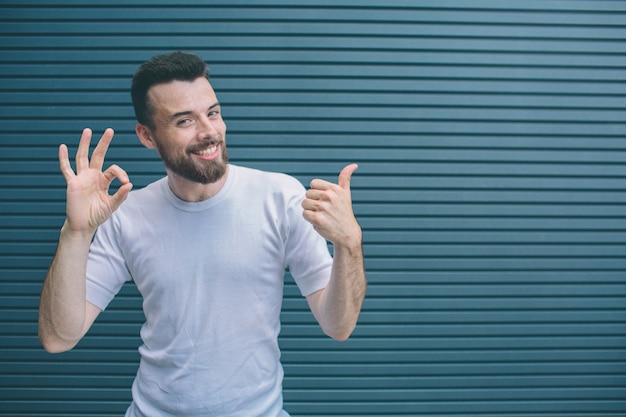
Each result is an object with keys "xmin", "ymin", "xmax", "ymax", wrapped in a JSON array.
[
  {"xmin": 283, "ymin": 179, "xmax": 333, "ymax": 297},
  {"xmin": 85, "ymin": 215, "xmax": 132, "ymax": 310}
]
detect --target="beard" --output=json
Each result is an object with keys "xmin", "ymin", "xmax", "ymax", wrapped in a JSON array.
[{"xmin": 156, "ymin": 140, "xmax": 229, "ymax": 185}]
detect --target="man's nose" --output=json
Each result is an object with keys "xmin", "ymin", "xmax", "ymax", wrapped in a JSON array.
[{"xmin": 197, "ymin": 116, "xmax": 217, "ymax": 139}]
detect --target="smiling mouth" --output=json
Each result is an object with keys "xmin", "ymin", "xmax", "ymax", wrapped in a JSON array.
[
  {"xmin": 193, "ymin": 144, "xmax": 218, "ymax": 156},
  {"xmin": 189, "ymin": 140, "xmax": 223, "ymax": 159}
]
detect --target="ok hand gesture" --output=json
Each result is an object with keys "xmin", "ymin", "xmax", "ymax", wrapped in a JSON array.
[
  {"xmin": 59, "ymin": 128, "xmax": 132, "ymax": 235},
  {"xmin": 302, "ymin": 164, "xmax": 362, "ymax": 248}
]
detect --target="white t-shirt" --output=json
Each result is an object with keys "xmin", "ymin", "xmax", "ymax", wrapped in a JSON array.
[{"xmin": 86, "ymin": 165, "xmax": 333, "ymax": 417}]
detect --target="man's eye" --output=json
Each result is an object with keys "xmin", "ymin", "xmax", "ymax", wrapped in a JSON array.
[
  {"xmin": 208, "ymin": 111, "xmax": 219, "ymax": 118},
  {"xmin": 177, "ymin": 118, "xmax": 191, "ymax": 126}
]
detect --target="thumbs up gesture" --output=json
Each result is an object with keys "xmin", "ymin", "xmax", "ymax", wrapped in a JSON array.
[{"xmin": 302, "ymin": 164, "xmax": 362, "ymax": 247}]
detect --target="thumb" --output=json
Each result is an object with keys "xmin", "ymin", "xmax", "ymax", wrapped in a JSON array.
[
  {"xmin": 338, "ymin": 163, "xmax": 358, "ymax": 190},
  {"xmin": 110, "ymin": 182, "xmax": 133, "ymax": 212}
]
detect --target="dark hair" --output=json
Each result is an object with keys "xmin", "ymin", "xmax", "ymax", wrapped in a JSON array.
[{"xmin": 131, "ymin": 51, "xmax": 209, "ymax": 128}]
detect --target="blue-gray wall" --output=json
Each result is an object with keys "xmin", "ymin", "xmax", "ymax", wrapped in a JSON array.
[{"xmin": 1, "ymin": 1, "xmax": 625, "ymax": 416}]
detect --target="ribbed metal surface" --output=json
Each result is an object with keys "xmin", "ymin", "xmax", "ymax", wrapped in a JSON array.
[{"xmin": 1, "ymin": 1, "xmax": 625, "ymax": 416}]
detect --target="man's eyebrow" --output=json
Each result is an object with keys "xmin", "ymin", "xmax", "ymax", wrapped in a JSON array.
[
  {"xmin": 170, "ymin": 110, "xmax": 192, "ymax": 121},
  {"xmin": 170, "ymin": 102, "xmax": 220, "ymax": 121}
]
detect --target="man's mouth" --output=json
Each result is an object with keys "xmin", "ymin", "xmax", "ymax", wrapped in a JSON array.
[
  {"xmin": 194, "ymin": 145, "xmax": 218, "ymax": 156},
  {"xmin": 191, "ymin": 143, "xmax": 221, "ymax": 160}
]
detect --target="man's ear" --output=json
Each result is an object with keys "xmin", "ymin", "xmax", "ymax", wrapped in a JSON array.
[{"xmin": 136, "ymin": 123, "xmax": 156, "ymax": 149}]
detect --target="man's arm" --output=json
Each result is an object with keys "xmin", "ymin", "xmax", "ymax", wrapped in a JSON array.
[
  {"xmin": 302, "ymin": 164, "xmax": 367, "ymax": 341},
  {"xmin": 38, "ymin": 128, "xmax": 132, "ymax": 353},
  {"xmin": 39, "ymin": 224, "xmax": 103, "ymax": 353}
]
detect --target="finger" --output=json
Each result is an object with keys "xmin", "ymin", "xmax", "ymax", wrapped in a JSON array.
[
  {"xmin": 301, "ymin": 208, "xmax": 314, "ymax": 224},
  {"xmin": 305, "ymin": 188, "xmax": 324, "ymax": 201},
  {"xmin": 338, "ymin": 163, "xmax": 359, "ymax": 190},
  {"xmin": 103, "ymin": 164, "xmax": 131, "ymax": 186},
  {"xmin": 302, "ymin": 197, "xmax": 321, "ymax": 212},
  {"xmin": 58, "ymin": 144, "xmax": 75, "ymax": 182},
  {"xmin": 105, "ymin": 182, "xmax": 133, "ymax": 214},
  {"xmin": 75, "ymin": 128, "xmax": 93, "ymax": 173},
  {"xmin": 90, "ymin": 128, "xmax": 115, "ymax": 171},
  {"xmin": 103, "ymin": 165, "xmax": 133, "ymax": 211},
  {"xmin": 309, "ymin": 178, "xmax": 332, "ymax": 191},
  {"xmin": 302, "ymin": 205, "xmax": 323, "ymax": 224}
]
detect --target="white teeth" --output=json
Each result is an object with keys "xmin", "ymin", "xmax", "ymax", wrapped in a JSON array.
[{"xmin": 196, "ymin": 145, "xmax": 217, "ymax": 155}]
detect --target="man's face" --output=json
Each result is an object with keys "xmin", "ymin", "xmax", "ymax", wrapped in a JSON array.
[{"xmin": 143, "ymin": 77, "xmax": 228, "ymax": 184}]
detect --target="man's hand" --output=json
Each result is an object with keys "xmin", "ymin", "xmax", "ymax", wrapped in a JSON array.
[
  {"xmin": 59, "ymin": 128, "xmax": 132, "ymax": 235},
  {"xmin": 303, "ymin": 164, "xmax": 366, "ymax": 341},
  {"xmin": 302, "ymin": 163, "xmax": 362, "ymax": 247}
]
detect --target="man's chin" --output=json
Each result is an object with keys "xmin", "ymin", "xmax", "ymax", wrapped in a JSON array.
[{"xmin": 187, "ymin": 163, "xmax": 228, "ymax": 184}]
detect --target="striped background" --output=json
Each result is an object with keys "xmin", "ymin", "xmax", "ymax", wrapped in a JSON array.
[{"xmin": 1, "ymin": 1, "xmax": 625, "ymax": 416}]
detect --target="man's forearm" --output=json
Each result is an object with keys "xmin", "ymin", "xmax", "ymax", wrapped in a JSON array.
[
  {"xmin": 313, "ymin": 241, "xmax": 366, "ymax": 341},
  {"xmin": 38, "ymin": 221, "xmax": 94, "ymax": 353}
]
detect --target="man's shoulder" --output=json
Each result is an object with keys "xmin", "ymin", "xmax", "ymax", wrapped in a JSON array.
[{"xmin": 121, "ymin": 176, "xmax": 168, "ymax": 208}]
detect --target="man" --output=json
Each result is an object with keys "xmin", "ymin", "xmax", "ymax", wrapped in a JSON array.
[{"xmin": 38, "ymin": 51, "xmax": 366, "ymax": 417}]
